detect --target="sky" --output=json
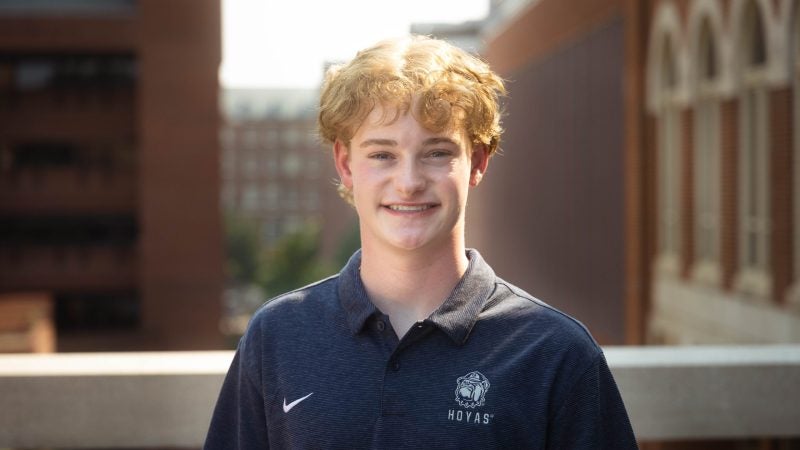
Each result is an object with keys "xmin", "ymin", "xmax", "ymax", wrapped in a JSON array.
[{"xmin": 220, "ymin": 0, "xmax": 490, "ymax": 89}]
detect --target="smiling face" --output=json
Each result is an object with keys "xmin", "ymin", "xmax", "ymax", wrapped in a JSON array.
[{"xmin": 334, "ymin": 104, "xmax": 488, "ymax": 256}]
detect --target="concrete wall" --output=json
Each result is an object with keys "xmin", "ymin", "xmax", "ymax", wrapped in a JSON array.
[{"xmin": 1, "ymin": 347, "xmax": 798, "ymax": 447}]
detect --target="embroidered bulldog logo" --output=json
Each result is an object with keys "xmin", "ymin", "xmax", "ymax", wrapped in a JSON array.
[{"xmin": 454, "ymin": 371, "xmax": 490, "ymax": 408}]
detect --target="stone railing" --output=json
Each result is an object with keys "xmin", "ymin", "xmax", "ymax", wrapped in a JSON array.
[{"xmin": 0, "ymin": 346, "xmax": 799, "ymax": 448}]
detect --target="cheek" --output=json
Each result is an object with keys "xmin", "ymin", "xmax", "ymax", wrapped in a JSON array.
[{"xmin": 349, "ymin": 164, "xmax": 387, "ymax": 200}]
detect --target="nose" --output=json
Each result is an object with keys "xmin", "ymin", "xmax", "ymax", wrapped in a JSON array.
[{"xmin": 394, "ymin": 158, "xmax": 426, "ymax": 197}]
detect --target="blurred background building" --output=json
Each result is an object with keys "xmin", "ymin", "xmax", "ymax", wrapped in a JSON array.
[
  {"xmin": 219, "ymin": 87, "xmax": 357, "ymax": 334},
  {"xmin": 219, "ymin": 88, "xmax": 355, "ymax": 260},
  {"xmin": 0, "ymin": 0, "xmax": 224, "ymax": 351},
  {"xmin": 469, "ymin": 0, "xmax": 800, "ymax": 347},
  {"xmin": 468, "ymin": 0, "xmax": 799, "ymax": 447}
]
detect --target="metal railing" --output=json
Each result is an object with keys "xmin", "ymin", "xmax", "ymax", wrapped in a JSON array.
[{"xmin": 1, "ymin": 346, "xmax": 799, "ymax": 448}]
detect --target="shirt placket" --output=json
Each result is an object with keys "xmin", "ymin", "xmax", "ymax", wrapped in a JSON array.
[{"xmin": 371, "ymin": 317, "xmax": 433, "ymax": 446}]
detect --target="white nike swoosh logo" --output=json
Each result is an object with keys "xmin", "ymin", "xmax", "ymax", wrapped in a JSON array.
[{"xmin": 282, "ymin": 392, "xmax": 313, "ymax": 413}]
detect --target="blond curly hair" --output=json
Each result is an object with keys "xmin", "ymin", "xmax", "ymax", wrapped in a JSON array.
[{"xmin": 318, "ymin": 35, "xmax": 506, "ymax": 203}]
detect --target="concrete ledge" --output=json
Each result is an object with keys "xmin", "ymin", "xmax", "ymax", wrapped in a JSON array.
[
  {"xmin": 0, "ymin": 351, "xmax": 233, "ymax": 449},
  {"xmin": 0, "ymin": 347, "xmax": 798, "ymax": 447},
  {"xmin": 605, "ymin": 345, "xmax": 800, "ymax": 441}
]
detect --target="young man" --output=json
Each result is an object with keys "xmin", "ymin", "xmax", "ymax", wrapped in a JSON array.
[{"xmin": 205, "ymin": 36, "xmax": 637, "ymax": 449}]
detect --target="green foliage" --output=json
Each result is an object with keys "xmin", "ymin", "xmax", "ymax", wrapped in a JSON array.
[
  {"xmin": 224, "ymin": 213, "xmax": 266, "ymax": 286},
  {"xmin": 260, "ymin": 223, "xmax": 337, "ymax": 297},
  {"xmin": 334, "ymin": 222, "xmax": 361, "ymax": 268},
  {"xmin": 224, "ymin": 213, "xmax": 358, "ymax": 300}
]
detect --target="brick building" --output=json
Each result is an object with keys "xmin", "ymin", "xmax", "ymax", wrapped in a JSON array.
[
  {"xmin": 644, "ymin": 0, "xmax": 800, "ymax": 345},
  {"xmin": 470, "ymin": 0, "xmax": 799, "ymax": 446},
  {"xmin": 0, "ymin": 0, "xmax": 224, "ymax": 351},
  {"xmin": 471, "ymin": 0, "xmax": 800, "ymax": 346},
  {"xmin": 218, "ymin": 88, "xmax": 358, "ymax": 332},
  {"xmin": 220, "ymin": 88, "xmax": 356, "ymax": 261},
  {"xmin": 468, "ymin": 0, "xmax": 633, "ymax": 345}
]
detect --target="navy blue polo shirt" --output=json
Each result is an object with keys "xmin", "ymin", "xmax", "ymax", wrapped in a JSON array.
[{"xmin": 205, "ymin": 249, "xmax": 637, "ymax": 449}]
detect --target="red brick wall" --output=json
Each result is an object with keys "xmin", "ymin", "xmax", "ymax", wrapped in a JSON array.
[
  {"xmin": 681, "ymin": 108, "xmax": 695, "ymax": 277},
  {"xmin": 137, "ymin": 0, "xmax": 224, "ymax": 349},
  {"xmin": 644, "ymin": 112, "xmax": 658, "ymax": 330},
  {"xmin": 484, "ymin": 0, "xmax": 621, "ymax": 76},
  {"xmin": 770, "ymin": 87, "xmax": 793, "ymax": 304},
  {"xmin": 0, "ymin": 16, "xmax": 136, "ymax": 51},
  {"xmin": 0, "ymin": 2, "xmax": 225, "ymax": 351}
]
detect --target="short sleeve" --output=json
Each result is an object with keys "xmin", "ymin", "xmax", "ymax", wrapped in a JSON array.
[
  {"xmin": 547, "ymin": 353, "xmax": 638, "ymax": 449},
  {"xmin": 204, "ymin": 329, "xmax": 269, "ymax": 450}
]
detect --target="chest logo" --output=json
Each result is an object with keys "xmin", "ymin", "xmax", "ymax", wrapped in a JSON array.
[
  {"xmin": 283, "ymin": 393, "xmax": 313, "ymax": 413},
  {"xmin": 454, "ymin": 371, "xmax": 490, "ymax": 408}
]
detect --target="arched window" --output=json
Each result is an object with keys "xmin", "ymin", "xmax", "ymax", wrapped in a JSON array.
[
  {"xmin": 736, "ymin": 0, "xmax": 771, "ymax": 298},
  {"xmin": 656, "ymin": 37, "xmax": 682, "ymax": 274},
  {"xmin": 692, "ymin": 19, "xmax": 721, "ymax": 284}
]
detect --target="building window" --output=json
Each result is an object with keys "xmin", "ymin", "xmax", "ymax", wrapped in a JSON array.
[
  {"xmin": 221, "ymin": 147, "xmax": 235, "ymax": 175},
  {"xmin": 286, "ymin": 189, "xmax": 300, "ymax": 210},
  {"xmin": 243, "ymin": 128, "xmax": 258, "ymax": 150},
  {"xmin": 656, "ymin": 37, "xmax": 682, "ymax": 275},
  {"xmin": 262, "ymin": 220, "xmax": 281, "ymax": 247},
  {"xmin": 734, "ymin": 0, "xmax": 771, "ymax": 299},
  {"xmin": 241, "ymin": 184, "xmax": 259, "ymax": 211},
  {"xmin": 220, "ymin": 127, "xmax": 235, "ymax": 151},
  {"xmin": 282, "ymin": 153, "xmax": 302, "ymax": 178},
  {"xmin": 691, "ymin": 19, "xmax": 721, "ymax": 285},
  {"xmin": 306, "ymin": 155, "xmax": 320, "ymax": 178},
  {"xmin": 283, "ymin": 128, "xmax": 301, "ymax": 148},
  {"xmin": 265, "ymin": 129, "xmax": 280, "ymax": 148},
  {"xmin": 56, "ymin": 290, "xmax": 140, "ymax": 333},
  {"xmin": 221, "ymin": 184, "xmax": 236, "ymax": 210},
  {"xmin": 305, "ymin": 190, "xmax": 319, "ymax": 211},
  {"xmin": 242, "ymin": 150, "xmax": 258, "ymax": 178},
  {"xmin": 264, "ymin": 183, "xmax": 280, "ymax": 211}
]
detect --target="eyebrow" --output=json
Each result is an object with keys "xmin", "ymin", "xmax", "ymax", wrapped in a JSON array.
[
  {"xmin": 358, "ymin": 137, "xmax": 458, "ymax": 148},
  {"xmin": 423, "ymin": 137, "xmax": 458, "ymax": 146},
  {"xmin": 359, "ymin": 138, "xmax": 396, "ymax": 148}
]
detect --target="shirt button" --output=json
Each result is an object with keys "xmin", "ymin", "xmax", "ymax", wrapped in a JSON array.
[
  {"xmin": 391, "ymin": 361, "xmax": 401, "ymax": 371},
  {"xmin": 376, "ymin": 320, "xmax": 386, "ymax": 332}
]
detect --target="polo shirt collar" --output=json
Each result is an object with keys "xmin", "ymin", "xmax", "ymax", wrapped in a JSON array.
[
  {"xmin": 337, "ymin": 250, "xmax": 377, "ymax": 335},
  {"xmin": 337, "ymin": 249, "xmax": 496, "ymax": 346}
]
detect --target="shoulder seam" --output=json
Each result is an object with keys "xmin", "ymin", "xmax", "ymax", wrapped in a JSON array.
[
  {"xmin": 254, "ymin": 273, "xmax": 340, "ymax": 311},
  {"xmin": 493, "ymin": 280, "xmax": 600, "ymax": 347}
]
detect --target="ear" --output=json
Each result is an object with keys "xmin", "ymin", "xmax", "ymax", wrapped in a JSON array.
[
  {"xmin": 469, "ymin": 143, "xmax": 490, "ymax": 187},
  {"xmin": 333, "ymin": 139, "xmax": 353, "ymax": 189}
]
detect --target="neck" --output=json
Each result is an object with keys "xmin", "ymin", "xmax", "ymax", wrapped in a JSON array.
[{"xmin": 359, "ymin": 239, "xmax": 469, "ymax": 338}]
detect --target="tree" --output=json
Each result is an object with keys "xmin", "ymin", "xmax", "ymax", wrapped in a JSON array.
[
  {"xmin": 260, "ymin": 223, "xmax": 336, "ymax": 297},
  {"xmin": 224, "ymin": 213, "xmax": 266, "ymax": 286}
]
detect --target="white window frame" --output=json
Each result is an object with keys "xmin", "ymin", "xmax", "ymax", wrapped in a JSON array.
[
  {"xmin": 654, "ymin": 34, "xmax": 683, "ymax": 277},
  {"xmin": 690, "ymin": 21, "xmax": 722, "ymax": 286},
  {"xmin": 691, "ymin": 96, "xmax": 722, "ymax": 284},
  {"xmin": 734, "ymin": 70, "xmax": 771, "ymax": 299},
  {"xmin": 656, "ymin": 101, "xmax": 682, "ymax": 276},
  {"xmin": 732, "ymin": 1, "xmax": 772, "ymax": 300}
]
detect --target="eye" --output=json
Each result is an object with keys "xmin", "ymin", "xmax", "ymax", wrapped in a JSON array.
[
  {"xmin": 428, "ymin": 150, "xmax": 453, "ymax": 158},
  {"xmin": 369, "ymin": 152, "xmax": 394, "ymax": 161}
]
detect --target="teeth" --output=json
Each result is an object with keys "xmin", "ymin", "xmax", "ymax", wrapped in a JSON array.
[{"xmin": 389, "ymin": 205, "xmax": 431, "ymax": 212}]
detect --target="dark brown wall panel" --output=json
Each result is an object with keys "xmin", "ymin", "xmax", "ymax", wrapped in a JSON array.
[{"xmin": 469, "ymin": 17, "xmax": 626, "ymax": 344}]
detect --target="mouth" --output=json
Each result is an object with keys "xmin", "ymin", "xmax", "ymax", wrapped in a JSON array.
[{"xmin": 385, "ymin": 204, "xmax": 436, "ymax": 212}]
